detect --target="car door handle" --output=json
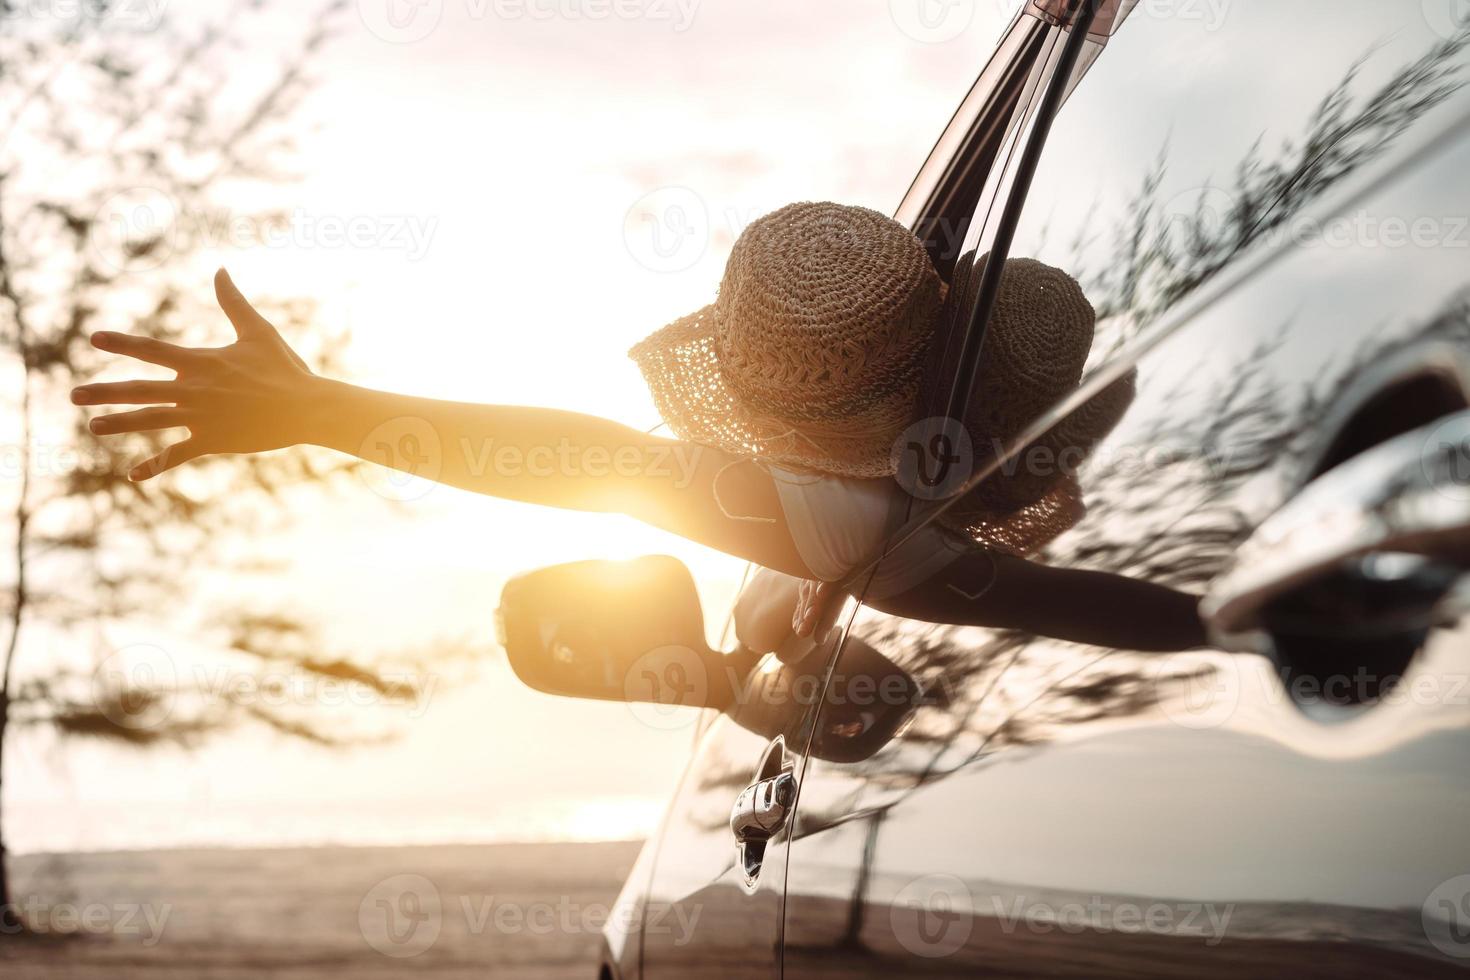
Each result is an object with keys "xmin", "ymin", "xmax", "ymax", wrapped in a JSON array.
[
  {"xmin": 730, "ymin": 771, "xmax": 796, "ymax": 845},
  {"xmin": 1203, "ymin": 409, "xmax": 1470, "ymax": 647}
]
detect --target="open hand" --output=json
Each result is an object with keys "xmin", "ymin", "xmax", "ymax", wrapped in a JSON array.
[{"xmin": 73, "ymin": 269, "xmax": 318, "ymax": 481}]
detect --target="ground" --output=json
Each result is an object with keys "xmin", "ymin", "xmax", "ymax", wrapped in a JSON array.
[{"xmin": 1, "ymin": 841, "xmax": 641, "ymax": 979}]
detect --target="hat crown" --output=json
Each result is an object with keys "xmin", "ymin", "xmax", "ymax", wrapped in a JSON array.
[
  {"xmin": 968, "ymin": 257, "xmax": 1098, "ymax": 442},
  {"xmin": 712, "ymin": 202, "xmax": 942, "ymax": 415}
]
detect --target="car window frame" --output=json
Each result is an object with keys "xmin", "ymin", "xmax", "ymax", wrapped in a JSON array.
[
  {"xmin": 843, "ymin": 5, "xmax": 1105, "ymax": 602},
  {"xmin": 895, "ymin": 8, "xmax": 1051, "ymax": 281}
]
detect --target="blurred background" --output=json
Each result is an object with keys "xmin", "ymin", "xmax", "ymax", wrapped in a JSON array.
[{"xmin": 0, "ymin": 0, "xmax": 1014, "ymax": 972}]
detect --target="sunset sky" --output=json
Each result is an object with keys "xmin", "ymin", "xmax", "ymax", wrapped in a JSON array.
[{"xmin": 9, "ymin": 0, "xmax": 1017, "ymax": 852}]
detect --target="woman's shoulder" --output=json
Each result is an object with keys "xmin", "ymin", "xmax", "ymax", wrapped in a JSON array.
[
  {"xmin": 769, "ymin": 468, "xmax": 898, "ymax": 581},
  {"xmin": 769, "ymin": 467, "xmax": 970, "ymax": 599}
]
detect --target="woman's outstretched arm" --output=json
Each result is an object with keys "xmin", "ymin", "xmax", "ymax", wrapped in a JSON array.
[{"xmin": 73, "ymin": 269, "xmax": 812, "ymax": 577}]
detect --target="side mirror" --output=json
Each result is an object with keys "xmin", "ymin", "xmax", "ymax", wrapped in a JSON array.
[{"xmin": 496, "ymin": 555, "xmax": 742, "ymax": 708}]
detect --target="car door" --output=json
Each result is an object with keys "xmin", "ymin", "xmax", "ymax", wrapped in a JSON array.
[
  {"xmin": 783, "ymin": 2, "xmax": 1470, "ymax": 976},
  {"xmin": 636, "ymin": 635, "xmax": 840, "ymax": 978}
]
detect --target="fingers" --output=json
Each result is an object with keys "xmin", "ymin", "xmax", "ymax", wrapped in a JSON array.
[
  {"xmin": 214, "ymin": 268, "xmax": 311, "ymax": 372},
  {"xmin": 794, "ymin": 606, "xmax": 813, "ymax": 637},
  {"xmin": 88, "ymin": 407, "xmax": 189, "ymax": 436},
  {"xmin": 89, "ymin": 331, "xmax": 201, "ymax": 369},
  {"xmin": 793, "ymin": 581, "xmax": 842, "ymax": 639},
  {"xmin": 214, "ymin": 267, "xmax": 277, "ymax": 342},
  {"xmin": 71, "ymin": 380, "xmax": 179, "ymax": 406},
  {"xmin": 130, "ymin": 437, "xmax": 206, "ymax": 481},
  {"xmin": 812, "ymin": 582, "xmax": 843, "ymax": 639},
  {"xmin": 793, "ymin": 579, "xmax": 816, "ymax": 636}
]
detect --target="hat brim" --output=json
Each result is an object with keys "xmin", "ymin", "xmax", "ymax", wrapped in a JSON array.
[
  {"xmin": 939, "ymin": 473, "xmax": 1087, "ymax": 557},
  {"xmin": 629, "ymin": 303, "xmax": 903, "ymax": 478}
]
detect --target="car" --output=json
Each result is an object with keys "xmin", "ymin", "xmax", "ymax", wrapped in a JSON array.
[{"xmin": 497, "ymin": 1, "xmax": 1470, "ymax": 975}]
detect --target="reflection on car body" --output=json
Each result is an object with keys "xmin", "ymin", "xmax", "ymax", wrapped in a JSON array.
[{"xmin": 502, "ymin": 3, "xmax": 1470, "ymax": 976}]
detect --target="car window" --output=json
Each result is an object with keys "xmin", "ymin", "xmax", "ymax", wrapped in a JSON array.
[{"xmin": 1014, "ymin": 0, "xmax": 1470, "ymax": 368}]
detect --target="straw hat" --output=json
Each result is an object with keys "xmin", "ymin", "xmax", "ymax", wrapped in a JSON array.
[
  {"xmin": 630, "ymin": 202, "xmax": 942, "ymax": 478},
  {"xmin": 629, "ymin": 201, "xmax": 1132, "ymax": 554},
  {"xmin": 935, "ymin": 258, "xmax": 1136, "ymax": 554}
]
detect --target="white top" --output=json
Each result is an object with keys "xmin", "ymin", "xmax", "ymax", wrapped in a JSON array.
[{"xmin": 770, "ymin": 468, "xmax": 965, "ymax": 600}]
